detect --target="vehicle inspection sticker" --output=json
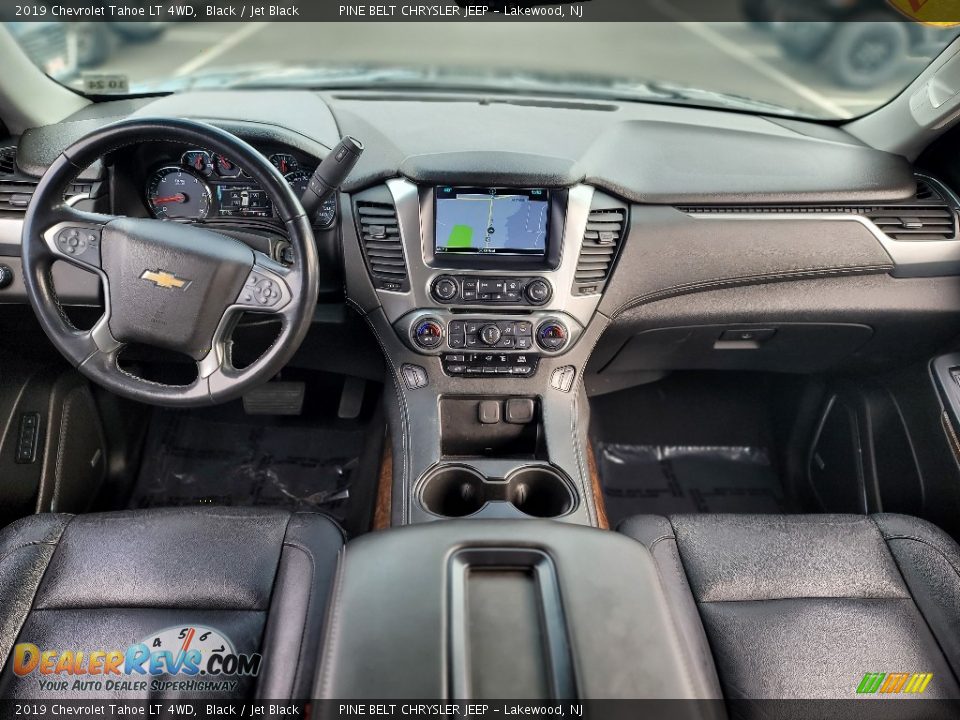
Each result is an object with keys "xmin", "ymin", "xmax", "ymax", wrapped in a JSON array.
[{"xmin": 82, "ymin": 74, "xmax": 130, "ymax": 95}]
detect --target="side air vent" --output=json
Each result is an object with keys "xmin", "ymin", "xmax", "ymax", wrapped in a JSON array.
[
  {"xmin": 678, "ymin": 176, "xmax": 957, "ymax": 242},
  {"xmin": 355, "ymin": 199, "xmax": 408, "ymax": 291},
  {"xmin": 0, "ymin": 147, "xmax": 16, "ymax": 175},
  {"xmin": 0, "ymin": 146, "xmax": 96, "ymax": 215},
  {"xmin": 573, "ymin": 207, "xmax": 626, "ymax": 295},
  {"xmin": 0, "ymin": 179, "xmax": 38, "ymax": 213}
]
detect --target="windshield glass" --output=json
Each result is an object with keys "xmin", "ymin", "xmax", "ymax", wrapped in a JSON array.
[{"xmin": 3, "ymin": 18, "xmax": 958, "ymax": 120}]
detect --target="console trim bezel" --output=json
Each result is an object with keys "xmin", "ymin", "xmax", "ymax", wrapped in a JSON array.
[
  {"xmin": 377, "ymin": 179, "xmax": 602, "ymax": 330},
  {"xmin": 424, "ymin": 186, "xmax": 567, "ymax": 271}
]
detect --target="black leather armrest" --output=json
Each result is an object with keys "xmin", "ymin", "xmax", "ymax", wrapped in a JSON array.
[{"xmin": 316, "ymin": 520, "xmax": 722, "ymax": 701}]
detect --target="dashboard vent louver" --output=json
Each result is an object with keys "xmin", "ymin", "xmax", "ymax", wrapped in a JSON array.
[
  {"xmin": 0, "ymin": 147, "xmax": 16, "ymax": 175},
  {"xmin": 0, "ymin": 179, "xmax": 38, "ymax": 213},
  {"xmin": 0, "ymin": 145, "xmax": 96, "ymax": 215},
  {"xmin": 573, "ymin": 207, "xmax": 626, "ymax": 294},
  {"xmin": 0, "ymin": 146, "xmax": 37, "ymax": 214},
  {"xmin": 356, "ymin": 199, "xmax": 408, "ymax": 291},
  {"xmin": 678, "ymin": 176, "xmax": 957, "ymax": 243}
]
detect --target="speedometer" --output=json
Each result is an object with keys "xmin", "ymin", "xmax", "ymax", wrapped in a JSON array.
[{"xmin": 146, "ymin": 167, "xmax": 212, "ymax": 220}]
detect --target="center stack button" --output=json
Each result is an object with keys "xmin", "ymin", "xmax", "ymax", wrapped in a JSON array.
[{"xmin": 479, "ymin": 324, "xmax": 502, "ymax": 346}]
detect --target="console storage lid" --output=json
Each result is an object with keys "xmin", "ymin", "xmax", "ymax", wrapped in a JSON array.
[{"xmin": 315, "ymin": 520, "xmax": 720, "ymax": 701}]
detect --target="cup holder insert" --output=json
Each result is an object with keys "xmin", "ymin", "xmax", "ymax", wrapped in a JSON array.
[{"xmin": 419, "ymin": 465, "xmax": 575, "ymax": 519}]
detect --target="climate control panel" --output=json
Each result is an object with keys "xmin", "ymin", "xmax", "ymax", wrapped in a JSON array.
[
  {"xmin": 403, "ymin": 311, "xmax": 579, "ymax": 360},
  {"xmin": 448, "ymin": 319, "xmax": 535, "ymax": 350},
  {"xmin": 430, "ymin": 275, "xmax": 552, "ymax": 306}
]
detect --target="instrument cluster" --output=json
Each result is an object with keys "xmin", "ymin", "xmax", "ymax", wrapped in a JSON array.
[{"xmin": 145, "ymin": 150, "xmax": 336, "ymax": 227}]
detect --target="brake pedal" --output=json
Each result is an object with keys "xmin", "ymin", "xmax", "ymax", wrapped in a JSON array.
[{"xmin": 242, "ymin": 381, "xmax": 305, "ymax": 415}]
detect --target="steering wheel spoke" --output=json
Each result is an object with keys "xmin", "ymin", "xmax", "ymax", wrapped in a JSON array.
[
  {"xmin": 234, "ymin": 251, "xmax": 296, "ymax": 315},
  {"xmin": 42, "ymin": 215, "xmax": 112, "ymax": 272},
  {"xmin": 196, "ymin": 252, "xmax": 296, "ymax": 383},
  {"xmin": 71, "ymin": 312, "xmax": 124, "ymax": 373}
]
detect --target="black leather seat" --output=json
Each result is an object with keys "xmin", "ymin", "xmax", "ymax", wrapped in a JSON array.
[
  {"xmin": 620, "ymin": 513, "xmax": 960, "ymax": 700},
  {"xmin": 0, "ymin": 507, "xmax": 343, "ymax": 700}
]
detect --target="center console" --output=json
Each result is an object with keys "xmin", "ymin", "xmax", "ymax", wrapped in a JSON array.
[
  {"xmin": 317, "ymin": 520, "xmax": 718, "ymax": 703},
  {"xmin": 342, "ymin": 176, "xmax": 627, "ymax": 527}
]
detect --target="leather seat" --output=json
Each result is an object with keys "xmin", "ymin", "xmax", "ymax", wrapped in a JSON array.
[
  {"xmin": 0, "ymin": 507, "xmax": 343, "ymax": 700},
  {"xmin": 619, "ymin": 513, "xmax": 960, "ymax": 700}
]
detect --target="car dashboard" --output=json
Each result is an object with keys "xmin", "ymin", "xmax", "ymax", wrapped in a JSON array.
[{"xmin": 2, "ymin": 88, "xmax": 960, "ymax": 527}]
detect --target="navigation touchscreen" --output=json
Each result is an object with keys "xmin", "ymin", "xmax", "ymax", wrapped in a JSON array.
[{"xmin": 435, "ymin": 187, "xmax": 549, "ymax": 256}]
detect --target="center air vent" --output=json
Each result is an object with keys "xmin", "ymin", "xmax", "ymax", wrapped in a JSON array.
[
  {"xmin": 355, "ymin": 199, "xmax": 408, "ymax": 291},
  {"xmin": 573, "ymin": 206, "xmax": 626, "ymax": 295},
  {"xmin": 678, "ymin": 175, "xmax": 957, "ymax": 243}
]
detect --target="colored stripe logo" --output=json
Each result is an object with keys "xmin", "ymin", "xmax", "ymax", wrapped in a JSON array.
[{"xmin": 857, "ymin": 672, "xmax": 933, "ymax": 694}]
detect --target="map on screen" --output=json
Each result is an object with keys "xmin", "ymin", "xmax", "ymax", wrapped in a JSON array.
[{"xmin": 435, "ymin": 187, "xmax": 548, "ymax": 256}]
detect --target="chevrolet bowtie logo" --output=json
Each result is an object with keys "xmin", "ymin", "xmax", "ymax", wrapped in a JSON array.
[{"xmin": 140, "ymin": 269, "xmax": 190, "ymax": 290}]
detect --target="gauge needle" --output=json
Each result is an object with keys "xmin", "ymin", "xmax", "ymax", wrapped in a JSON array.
[{"xmin": 153, "ymin": 194, "xmax": 186, "ymax": 204}]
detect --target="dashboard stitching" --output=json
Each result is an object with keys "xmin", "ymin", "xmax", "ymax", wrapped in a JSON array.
[
  {"xmin": 569, "ymin": 388, "xmax": 595, "ymax": 526},
  {"xmin": 610, "ymin": 264, "xmax": 894, "ymax": 318},
  {"xmin": 347, "ymin": 297, "xmax": 411, "ymax": 525}
]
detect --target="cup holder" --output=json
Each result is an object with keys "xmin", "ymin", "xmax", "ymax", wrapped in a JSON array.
[
  {"xmin": 507, "ymin": 467, "xmax": 575, "ymax": 518},
  {"xmin": 420, "ymin": 466, "xmax": 487, "ymax": 518},
  {"xmin": 419, "ymin": 465, "xmax": 575, "ymax": 519}
]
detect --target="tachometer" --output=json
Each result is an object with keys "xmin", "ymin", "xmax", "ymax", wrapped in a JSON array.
[{"xmin": 146, "ymin": 167, "xmax": 212, "ymax": 220}]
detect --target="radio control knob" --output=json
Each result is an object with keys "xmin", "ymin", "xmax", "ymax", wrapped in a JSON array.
[
  {"xmin": 525, "ymin": 279, "xmax": 551, "ymax": 305},
  {"xmin": 536, "ymin": 320, "xmax": 568, "ymax": 352},
  {"xmin": 432, "ymin": 276, "xmax": 459, "ymax": 302},
  {"xmin": 413, "ymin": 319, "xmax": 444, "ymax": 349},
  {"xmin": 479, "ymin": 324, "xmax": 502, "ymax": 346}
]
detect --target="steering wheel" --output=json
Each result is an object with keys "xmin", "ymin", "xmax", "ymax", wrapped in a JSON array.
[{"xmin": 21, "ymin": 117, "xmax": 319, "ymax": 406}]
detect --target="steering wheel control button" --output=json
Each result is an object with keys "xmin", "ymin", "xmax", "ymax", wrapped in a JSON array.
[
  {"xmin": 441, "ymin": 352, "xmax": 539, "ymax": 378},
  {"xmin": 525, "ymin": 279, "xmax": 551, "ymax": 305},
  {"xmin": 431, "ymin": 276, "xmax": 459, "ymax": 302},
  {"xmin": 537, "ymin": 320, "xmax": 569, "ymax": 352},
  {"xmin": 401, "ymin": 364, "xmax": 429, "ymax": 390},
  {"xmin": 54, "ymin": 226, "xmax": 101, "ymax": 265},
  {"xmin": 413, "ymin": 319, "xmax": 444, "ymax": 349},
  {"xmin": 241, "ymin": 272, "xmax": 283, "ymax": 307}
]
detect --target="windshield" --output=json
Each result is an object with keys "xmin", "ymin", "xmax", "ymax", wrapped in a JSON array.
[{"xmin": 4, "ymin": 18, "xmax": 958, "ymax": 120}]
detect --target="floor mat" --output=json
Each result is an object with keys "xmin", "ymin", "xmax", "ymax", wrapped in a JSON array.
[
  {"xmin": 597, "ymin": 443, "xmax": 788, "ymax": 527},
  {"xmin": 130, "ymin": 411, "xmax": 368, "ymax": 524}
]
